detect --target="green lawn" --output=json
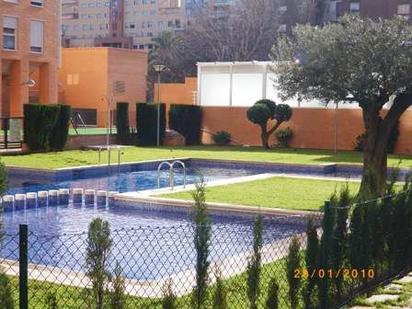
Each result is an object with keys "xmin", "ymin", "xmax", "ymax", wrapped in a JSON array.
[
  {"xmin": 1, "ymin": 145, "xmax": 411, "ymax": 170},
  {"xmin": 162, "ymin": 176, "xmax": 361, "ymax": 211}
]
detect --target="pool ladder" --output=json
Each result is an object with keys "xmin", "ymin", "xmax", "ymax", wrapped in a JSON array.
[{"xmin": 157, "ymin": 160, "xmax": 187, "ymax": 190}]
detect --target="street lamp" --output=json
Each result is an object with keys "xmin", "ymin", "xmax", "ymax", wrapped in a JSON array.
[{"xmin": 153, "ymin": 64, "xmax": 166, "ymax": 147}]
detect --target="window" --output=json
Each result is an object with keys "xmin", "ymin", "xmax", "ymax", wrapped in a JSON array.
[
  {"xmin": 398, "ymin": 4, "xmax": 410, "ymax": 18},
  {"xmin": 349, "ymin": 2, "xmax": 360, "ymax": 12},
  {"xmin": 30, "ymin": 20, "xmax": 44, "ymax": 53},
  {"xmin": 31, "ymin": 0, "xmax": 43, "ymax": 7},
  {"xmin": 3, "ymin": 16, "xmax": 17, "ymax": 51},
  {"xmin": 4, "ymin": 0, "xmax": 18, "ymax": 3}
]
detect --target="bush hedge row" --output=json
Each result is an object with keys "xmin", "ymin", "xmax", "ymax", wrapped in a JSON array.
[
  {"xmin": 169, "ymin": 104, "xmax": 203, "ymax": 145},
  {"xmin": 116, "ymin": 102, "xmax": 130, "ymax": 145},
  {"xmin": 24, "ymin": 104, "xmax": 71, "ymax": 152},
  {"xmin": 136, "ymin": 103, "xmax": 166, "ymax": 146}
]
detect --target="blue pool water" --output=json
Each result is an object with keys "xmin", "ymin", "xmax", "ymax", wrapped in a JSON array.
[
  {"xmin": 1, "ymin": 203, "xmax": 307, "ymax": 280},
  {"xmin": 7, "ymin": 167, "xmax": 259, "ymax": 195}
]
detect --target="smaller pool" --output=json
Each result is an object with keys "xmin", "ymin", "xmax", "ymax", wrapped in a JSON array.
[{"xmin": 7, "ymin": 167, "xmax": 260, "ymax": 195}]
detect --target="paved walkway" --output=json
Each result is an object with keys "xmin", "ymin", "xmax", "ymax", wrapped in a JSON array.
[{"xmin": 351, "ymin": 272, "xmax": 412, "ymax": 309}]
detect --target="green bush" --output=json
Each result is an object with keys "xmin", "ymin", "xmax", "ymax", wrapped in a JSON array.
[
  {"xmin": 24, "ymin": 104, "xmax": 60, "ymax": 152},
  {"xmin": 49, "ymin": 105, "xmax": 71, "ymax": 151},
  {"xmin": 136, "ymin": 103, "xmax": 166, "ymax": 146},
  {"xmin": 213, "ymin": 131, "xmax": 231, "ymax": 146},
  {"xmin": 169, "ymin": 105, "xmax": 203, "ymax": 145},
  {"xmin": 116, "ymin": 102, "xmax": 130, "ymax": 145},
  {"xmin": 275, "ymin": 127, "xmax": 293, "ymax": 148},
  {"xmin": 265, "ymin": 277, "xmax": 279, "ymax": 309},
  {"xmin": 287, "ymin": 236, "xmax": 301, "ymax": 309}
]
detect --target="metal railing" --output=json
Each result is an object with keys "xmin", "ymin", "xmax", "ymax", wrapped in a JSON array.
[{"xmin": 157, "ymin": 160, "xmax": 187, "ymax": 190}]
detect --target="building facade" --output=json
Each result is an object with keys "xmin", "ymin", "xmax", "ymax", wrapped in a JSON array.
[
  {"xmin": 0, "ymin": 0, "xmax": 60, "ymax": 118},
  {"xmin": 62, "ymin": 0, "xmax": 187, "ymax": 49},
  {"xmin": 59, "ymin": 47, "xmax": 147, "ymax": 127}
]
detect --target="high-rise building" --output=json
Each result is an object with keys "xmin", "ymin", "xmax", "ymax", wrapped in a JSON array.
[
  {"xmin": 62, "ymin": 0, "xmax": 187, "ymax": 49},
  {"xmin": 1, "ymin": 0, "xmax": 60, "ymax": 118}
]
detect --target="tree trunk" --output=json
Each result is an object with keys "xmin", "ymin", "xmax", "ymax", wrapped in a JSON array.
[
  {"xmin": 260, "ymin": 130, "xmax": 270, "ymax": 150},
  {"xmin": 358, "ymin": 107, "xmax": 388, "ymax": 199}
]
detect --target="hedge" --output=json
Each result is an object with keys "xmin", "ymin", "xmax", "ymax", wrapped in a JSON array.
[
  {"xmin": 116, "ymin": 102, "xmax": 130, "ymax": 145},
  {"xmin": 24, "ymin": 104, "xmax": 60, "ymax": 152},
  {"xmin": 136, "ymin": 103, "xmax": 166, "ymax": 146},
  {"xmin": 169, "ymin": 104, "xmax": 203, "ymax": 145},
  {"xmin": 49, "ymin": 105, "xmax": 71, "ymax": 151}
]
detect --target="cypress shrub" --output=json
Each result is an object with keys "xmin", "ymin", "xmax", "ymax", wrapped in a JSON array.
[
  {"xmin": 116, "ymin": 102, "xmax": 130, "ymax": 145},
  {"xmin": 319, "ymin": 201, "xmax": 334, "ymax": 308},
  {"xmin": 247, "ymin": 215, "xmax": 263, "ymax": 309},
  {"xmin": 110, "ymin": 262, "xmax": 125, "ymax": 309},
  {"xmin": 24, "ymin": 104, "xmax": 60, "ymax": 152},
  {"xmin": 265, "ymin": 277, "xmax": 279, "ymax": 309},
  {"xmin": 49, "ymin": 105, "xmax": 71, "ymax": 151},
  {"xmin": 191, "ymin": 180, "xmax": 211, "ymax": 309},
  {"xmin": 287, "ymin": 236, "xmax": 301, "ymax": 309},
  {"xmin": 162, "ymin": 279, "xmax": 177, "ymax": 309},
  {"xmin": 303, "ymin": 219, "xmax": 319, "ymax": 309},
  {"xmin": 136, "ymin": 103, "xmax": 166, "ymax": 146},
  {"xmin": 212, "ymin": 268, "xmax": 228, "ymax": 309},
  {"xmin": 169, "ymin": 104, "xmax": 203, "ymax": 145}
]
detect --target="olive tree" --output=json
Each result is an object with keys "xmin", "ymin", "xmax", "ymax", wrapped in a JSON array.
[
  {"xmin": 272, "ymin": 15, "xmax": 412, "ymax": 198},
  {"xmin": 247, "ymin": 100, "xmax": 292, "ymax": 149}
]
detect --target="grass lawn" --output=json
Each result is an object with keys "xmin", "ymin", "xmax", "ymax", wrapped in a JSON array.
[
  {"xmin": 162, "ymin": 176, "xmax": 361, "ymax": 211},
  {"xmin": 1, "ymin": 145, "xmax": 411, "ymax": 170}
]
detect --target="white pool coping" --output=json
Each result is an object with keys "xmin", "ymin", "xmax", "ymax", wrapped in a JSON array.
[{"xmin": 0, "ymin": 232, "xmax": 306, "ymax": 298}]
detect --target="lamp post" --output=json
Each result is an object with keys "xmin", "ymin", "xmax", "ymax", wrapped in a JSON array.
[{"xmin": 153, "ymin": 64, "xmax": 166, "ymax": 147}]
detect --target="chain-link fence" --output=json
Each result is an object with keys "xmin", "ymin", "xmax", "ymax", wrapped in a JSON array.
[
  {"xmin": 0, "ymin": 212, "xmax": 321, "ymax": 309},
  {"xmin": 1, "ymin": 195, "xmax": 412, "ymax": 308}
]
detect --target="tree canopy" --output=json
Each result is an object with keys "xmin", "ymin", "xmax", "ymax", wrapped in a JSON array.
[{"xmin": 272, "ymin": 15, "xmax": 412, "ymax": 198}]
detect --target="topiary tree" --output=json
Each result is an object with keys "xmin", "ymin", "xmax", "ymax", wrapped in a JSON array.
[
  {"xmin": 273, "ymin": 15, "xmax": 412, "ymax": 198},
  {"xmin": 247, "ymin": 100, "xmax": 292, "ymax": 149}
]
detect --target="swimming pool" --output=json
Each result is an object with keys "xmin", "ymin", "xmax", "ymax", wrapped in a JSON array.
[
  {"xmin": 1, "ymin": 202, "xmax": 307, "ymax": 281},
  {"xmin": 6, "ymin": 166, "xmax": 260, "ymax": 195}
]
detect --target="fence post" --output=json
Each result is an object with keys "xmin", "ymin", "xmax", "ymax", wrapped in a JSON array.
[{"xmin": 19, "ymin": 224, "xmax": 28, "ymax": 309}]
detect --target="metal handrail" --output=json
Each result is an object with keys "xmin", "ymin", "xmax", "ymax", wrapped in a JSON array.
[{"xmin": 157, "ymin": 161, "xmax": 187, "ymax": 190}]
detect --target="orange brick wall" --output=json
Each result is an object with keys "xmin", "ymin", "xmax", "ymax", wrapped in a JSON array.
[
  {"xmin": 202, "ymin": 107, "xmax": 412, "ymax": 154},
  {"xmin": 59, "ymin": 47, "xmax": 147, "ymax": 127}
]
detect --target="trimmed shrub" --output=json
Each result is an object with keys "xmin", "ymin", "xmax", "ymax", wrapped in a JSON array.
[
  {"xmin": 136, "ymin": 103, "xmax": 166, "ymax": 146},
  {"xmin": 169, "ymin": 105, "xmax": 203, "ymax": 145},
  {"xmin": 24, "ymin": 104, "xmax": 60, "ymax": 152},
  {"xmin": 275, "ymin": 127, "xmax": 293, "ymax": 148},
  {"xmin": 212, "ymin": 267, "xmax": 228, "ymax": 309},
  {"xmin": 49, "ymin": 105, "xmax": 71, "ymax": 151},
  {"xmin": 110, "ymin": 262, "xmax": 125, "ymax": 309},
  {"xmin": 116, "ymin": 102, "xmax": 130, "ymax": 145},
  {"xmin": 213, "ymin": 131, "xmax": 231, "ymax": 146}
]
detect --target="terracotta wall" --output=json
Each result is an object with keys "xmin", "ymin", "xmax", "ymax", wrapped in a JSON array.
[{"xmin": 201, "ymin": 106, "xmax": 412, "ymax": 154}]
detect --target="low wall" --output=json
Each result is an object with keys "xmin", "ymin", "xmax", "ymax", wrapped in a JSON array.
[
  {"xmin": 201, "ymin": 107, "xmax": 412, "ymax": 154},
  {"xmin": 65, "ymin": 134, "xmax": 117, "ymax": 150}
]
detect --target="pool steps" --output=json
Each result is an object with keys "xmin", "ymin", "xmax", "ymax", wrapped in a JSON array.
[{"xmin": 1, "ymin": 188, "xmax": 118, "ymax": 212}]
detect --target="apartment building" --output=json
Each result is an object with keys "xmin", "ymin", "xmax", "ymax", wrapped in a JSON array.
[
  {"xmin": 278, "ymin": 0, "xmax": 412, "ymax": 34},
  {"xmin": 0, "ymin": 0, "xmax": 60, "ymax": 118},
  {"xmin": 62, "ymin": 0, "xmax": 187, "ymax": 49}
]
